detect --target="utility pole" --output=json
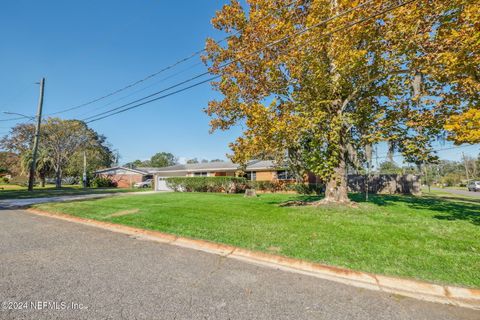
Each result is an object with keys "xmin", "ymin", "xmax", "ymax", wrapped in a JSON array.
[
  {"xmin": 28, "ymin": 78, "xmax": 45, "ymax": 192},
  {"xmin": 425, "ymin": 162, "xmax": 431, "ymax": 193},
  {"xmin": 365, "ymin": 144, "xmax": 372, "ymax": 201},
  {"xmin": 83, "ymin": 151, "xmax": 87, "ymax": 188},
  {"xmin": 462, "ymin": 152, "xmax": 470, "ymax": 182}
]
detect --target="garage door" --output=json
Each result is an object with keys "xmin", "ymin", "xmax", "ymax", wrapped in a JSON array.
[{"xmin": 156, "ymin": 177, "xmax": 172, "ymax": 191}]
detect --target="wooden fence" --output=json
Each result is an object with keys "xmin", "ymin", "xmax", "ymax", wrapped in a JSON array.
[{"xmin": 347, "ymin": 174, "xmax": 421, "ymax": 195}]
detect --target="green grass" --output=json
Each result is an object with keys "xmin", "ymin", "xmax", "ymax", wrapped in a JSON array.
[
  {"xmin": 0, "ymin": 185, "xmax": 145, "ymax": 200},
  {"xmin": 33, "ymin": 192, "xmax": 480, "ymax": 288}
]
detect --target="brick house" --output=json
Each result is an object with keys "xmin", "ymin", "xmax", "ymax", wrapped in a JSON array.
[
  {"xmin": 153, "ymin": 160, "xmax": 295, "ymax": 191},
  {"xmin": 94, "ymin": 167, "xmax": 156, "ymax": 188}
]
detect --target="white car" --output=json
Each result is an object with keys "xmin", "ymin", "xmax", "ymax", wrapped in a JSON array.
[
  {"xmin": 467, "ymin": 181, "xmax": 480, "ymax": 192},
  {"xmin": 134, "ymin": 179, "xmax": 152, "ymax": 188}
]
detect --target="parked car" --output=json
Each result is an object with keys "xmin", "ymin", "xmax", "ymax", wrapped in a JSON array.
[
  {"xmin": 134, "ymin": 179, "xmax": 152, "ymax": 188},
  {"xmin": 467, "ymin": 181, "xmax": 480, "ymax": 192}
]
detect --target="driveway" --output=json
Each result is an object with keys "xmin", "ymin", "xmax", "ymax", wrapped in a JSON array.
[
  {"xmin": 430, "ymin": 187, "xmax": 480, "ymax": 198},
  {"xmin": 0, "ymin": 209, "xmax": 477, "ymax": 320}
]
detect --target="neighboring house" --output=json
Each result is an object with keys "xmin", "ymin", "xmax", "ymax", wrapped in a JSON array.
[
  {"xmin": 153, "ymin": 160, "xmax": 295, "ymax": 191},
  {"xmin": 94, "ymin": 166, "xmax": 157, "ymax": 188}
]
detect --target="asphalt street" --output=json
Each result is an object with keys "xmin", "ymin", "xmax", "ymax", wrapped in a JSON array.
[
  {"xmin": 0, "ymin": 209, "xmax": 478, "ymax": 320},
  {"xmin": 430, "ymin": 187, "xmax": 480, "ymax": 198},
  {"xmin": 0, "ymin": 191, "xmax": 158, "ymax": 209}
]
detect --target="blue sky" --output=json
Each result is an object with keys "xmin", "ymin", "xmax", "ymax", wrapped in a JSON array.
[{"xmin": 0, "ymin": 0, "xmax": 478, "ymax": 165}]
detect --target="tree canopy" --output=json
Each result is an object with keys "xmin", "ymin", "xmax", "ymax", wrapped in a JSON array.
[
  {"xmin": 203, "ymin": 0, "xmax": 479, "ymax": 204},
  {"xmin": 1, "ymin": 118, "xmax": 115, "ymax": 187},
  {"xmin": 125, "ymin": 152, "xmax": 177, "ymax": 168},
  {"xmin": 150, "ymin": 152, "xmax": 177, "ymax": 168}
]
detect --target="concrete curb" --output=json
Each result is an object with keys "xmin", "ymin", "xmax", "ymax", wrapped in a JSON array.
[{"xmin": 25, "ymin": 208, "xmax": 480, "ymax": 310}]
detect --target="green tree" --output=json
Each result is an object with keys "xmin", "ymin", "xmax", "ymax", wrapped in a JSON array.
[
  {"xmin": 0, "ymin": 152, "xmax": 21, "ymax": 177},
  {"xmin": 124, "ymin": 160, "xmax": 145, "ymax": 168},
  {"xmin": 64, "ymin": 133, "xmax": 115, "ymax": 180},
  {"xmin": 378, "ymin": 161, "xmax": 402, "ymax": 174},
  {"xmin": 20, "ymin": 149, "xmax": 53, "ymax": 187},
  {"xmin": 204, "ymin": 0, "xmax": 479, "ymax": 205},
  {"xmin": 186, "ymin": 158, "xmax": 199, "ymax": 164},
  {"xmin": 1, "ymin": 118, "xmax": 113, "ymax": 188},
  {"xmin": 150, "ymin": 152, "xmax": 177, "ymax": 168}
]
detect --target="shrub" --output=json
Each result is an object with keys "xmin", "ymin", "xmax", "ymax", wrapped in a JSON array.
[
  {"xmin": 248, "ymin": 180, "xmax": 285, "ymax": 192},
  {"xmin": 91, "ymin": 177, "xmax": 117, "ymax": 188},
  {"xmin": 288, "ymin": 183, "xmax": 324, "ymax": 195},
  {"xmin": 0, "ymin": 176, "xmax": 9, "ymax": 184},
  {"xmin": 166, "ymin": 176, "xmax": 248, "ymax": 193}
]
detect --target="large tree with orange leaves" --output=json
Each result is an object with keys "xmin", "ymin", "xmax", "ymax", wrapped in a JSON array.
[{"xmin": 203, "ymin": 0, "xmax": 479, "ymax": 204}]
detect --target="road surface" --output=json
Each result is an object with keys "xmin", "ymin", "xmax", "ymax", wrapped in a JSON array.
[
  {"xmin": 430, "ymin": 187, "xmax": 480, "ymax": 198},
  {"xmin": 0, "ymin": 209, "xmax": 477, "ymax": 320},
  {"xmin": 0, "ymin": 191, "xmax": 158, "ymax": 209}
]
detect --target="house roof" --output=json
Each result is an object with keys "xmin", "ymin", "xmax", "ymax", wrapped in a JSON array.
[
  {"xmin": 153, "ymin": 160, "xmax": 280, "ymax": 173},
  {"xmin": 245, "ymin": 160, "xmax": 277, "ymax": 170},
  {"xmin": 95, "ymin": 160, "xmax": 283, "ymax": 176},
  {"xmin": 94, "ymin": 166, "xmax": 150, "ymax": 175},
  {"xmin": 135, "ymin": 167, "xmax": 163, "ymax": 174}
]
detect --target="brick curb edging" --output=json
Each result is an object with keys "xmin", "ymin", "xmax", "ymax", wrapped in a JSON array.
[{"xmin": 26, "ymin": 208, "xmax": 480, "ymax": 310}]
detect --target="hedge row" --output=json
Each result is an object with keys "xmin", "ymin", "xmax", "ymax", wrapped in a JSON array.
[
  {"xmin": 165, "ymin": 176, "xmax": 323, "ymax": 195},
  {"xmin": 248, "ymin": 180, "xmax": 323, "ymax": 194},
  {"xmin": 166, "ymin": 176, "xmax": 248, "ymax": 193}
]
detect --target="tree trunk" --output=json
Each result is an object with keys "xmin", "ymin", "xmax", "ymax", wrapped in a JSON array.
[
  {"xmin": 40, "ymin": 173, "xmax": 46, "ymax": 188},
  {"xmin": 55, "ymin": 168, "xmax": 62, "ymax": 188},
  {"xmin": 322, "ymin": 151, "xmax": 351, "ymax": 204}
]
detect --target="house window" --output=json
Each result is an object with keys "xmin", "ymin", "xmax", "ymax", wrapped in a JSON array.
[
  {"xmin": 246, "ymin": 171, "xmax": 256, "ymax": 181},
  {"xmin": 193, "ymin": 172, "xmax": 208, "ymax": 177},
  {"xmin": 277, "ymin": 170, "xmax": 294, "ymax": 180}
]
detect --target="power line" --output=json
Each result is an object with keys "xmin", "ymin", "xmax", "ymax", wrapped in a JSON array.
[
  {"xmin": 86, "ymin": 76, "xmax": 219, "ymax": 123},
  {"xmin": 0, "ymin": 116, "xmax": 31, "ymax": 122},
  {"xmin": 83, "ymin": 70, "xmax": 218, "ymax": 121},
  {"xmin": 46, "ymin": 0, "xmax": 304, "ymax": 117},
  {"xmin": 85, "ymin": 0, "xmax": 404, "ymax": 123},
  {"xmin": 84, "ymin": 0, "xmax": 380, "ymax": 122},
  {"xmin": 77, "ymin": 61, "xmax": 205, "ymax": 118},
  {"xmin": 86, "ymin": 0, "xmax": 413, "ymax": 123},
  {"xmin": 376, "ymin": 144, "xmax": 479, "ymax": 160}
]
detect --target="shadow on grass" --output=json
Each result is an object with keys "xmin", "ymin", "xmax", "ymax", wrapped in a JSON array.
[
  {"xmin": 271, "ymin": 192, "xmax": 479, "ymax": 225},
  {"xmin": 264, "ymin": 194, "xmax": 323, "ymax": 205},
  {"xmin": 429, "ymin": 195, "xmax": 480, "ymax": 204},
  {"xmin": 352, "ymin": 193, "xmax": 480, "ymax": 226}
]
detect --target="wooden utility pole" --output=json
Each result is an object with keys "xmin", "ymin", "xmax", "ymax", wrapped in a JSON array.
[
  {"xmin": 462, "ymin": 152, "xmax": 470, "ymax": 182},
  {"xmin": 28, "ymin": 78, "xmax": 45, "ymax": 192},
  {"xmin": 365, "ymin": 144, "xmax": 372, "ymax": 201},
  {"xmin": 424, "ymin": 161, "xmax": 431, "ymax": 193}
]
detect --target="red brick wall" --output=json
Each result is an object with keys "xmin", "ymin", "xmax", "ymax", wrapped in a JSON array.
[{"xmin": 99, "ymin": 174, "xmax": 143, "ymax": 188}]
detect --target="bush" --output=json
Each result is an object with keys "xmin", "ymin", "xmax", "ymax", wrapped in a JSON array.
[
  {"xmin": 0, "ymin": 176, "xmax": 9, "ymax": 184},
  {"xmin": 287, "ymin": 183, "xmax": 324, "ymax": 195},
  {"xmin": 166, "ymin": 176, "xmax": 248, "ymax": 193},
  {"xmin": 91, "ymin": 177, "xmax": 117, "ymax": 188},
  {"xmin": 248, "ymin": 180, "xmax": 284, "ymax": 192},
  {"xmin": 62, "ymin": 176, "xmax": 78, "ymax": 185}
]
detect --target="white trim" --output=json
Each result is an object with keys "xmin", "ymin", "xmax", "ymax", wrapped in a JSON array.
[{"xmin": 95, "ymin": 166, "xmax": 147, "ymax": 175}]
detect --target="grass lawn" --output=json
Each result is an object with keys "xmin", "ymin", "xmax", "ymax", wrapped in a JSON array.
[
  {"xmin": 0, "ymin": 184, "xmax": 145, "ymax": 200},
  {"xmin": 33, "ymin": 191, "xmax": 480, "ymax": 288}
]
